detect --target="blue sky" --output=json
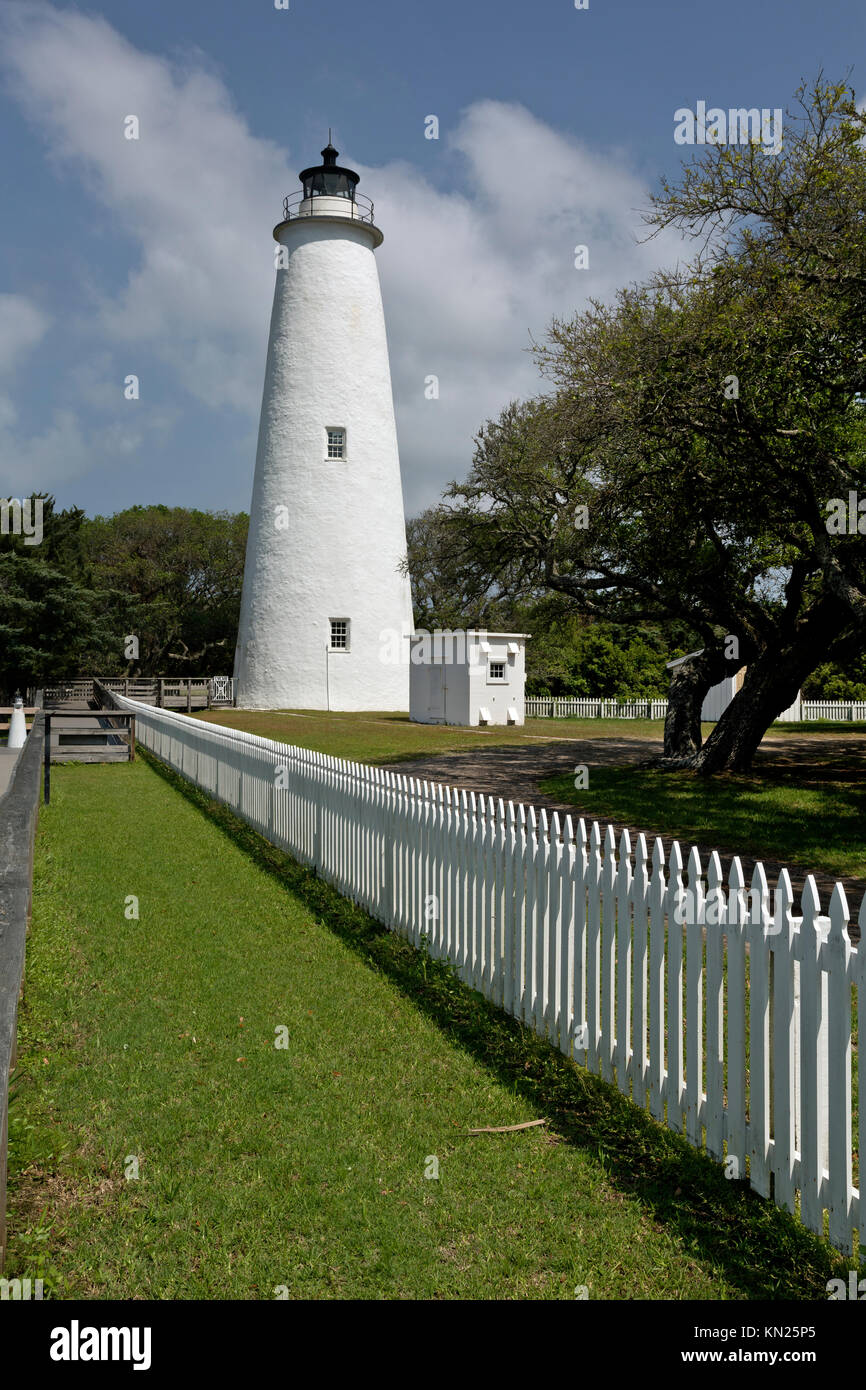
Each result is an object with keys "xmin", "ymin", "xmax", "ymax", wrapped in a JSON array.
[{"xmin": 0, "ymin": 0, "xmax": 863, "ymax": 519}]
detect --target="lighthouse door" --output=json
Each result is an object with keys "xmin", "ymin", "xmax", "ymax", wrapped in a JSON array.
[{"xmin": 428, "ymin": 664, "xmax": 446, "ymax": 721}]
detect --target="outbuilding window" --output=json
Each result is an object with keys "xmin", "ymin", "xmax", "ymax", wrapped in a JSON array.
[{"xmin": 488, "ymin": 661, "xmax": 506, "ymax": 681}]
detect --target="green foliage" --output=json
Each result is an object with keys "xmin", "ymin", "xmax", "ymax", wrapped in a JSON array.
[
  {"xmin": 570, "ymin": 629, "xmax": 667, "ymax": 698},
  {"xmin": 0, "ymin": 500, "xmax": 249, "ymax": 687},
  {"xmin": 0, "ymin": 496, "xmax": 117, "ymax": 692},
  {"xmin": 802, "ymin": 655, "xmax": 866, "ymax": 701},
  {"xmin": 405, "ymin": 520, "xmax": 680, "ymax": 699},
  {"xmin": 523, "ymin": 611, "xmax": 673, "ymax": 697},
  {"xmin": 81, "ymin": 504, "xmax": 248, "ymax": 675},
  {"xmin": 405, "ymin": 506, "xmax": 514, "ymax": 630}
]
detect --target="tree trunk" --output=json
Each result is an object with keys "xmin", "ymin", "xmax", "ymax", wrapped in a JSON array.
[
  {"xmin": 648, "ymin": 647, "xmax": 732, "ymax": 765},
  {"xmin": 693, "ymin": 652, "xmax": 803, "ymax": 773},
  {"xmin": 694, "ymin": 607, "xmax": 854, "ymax": 774}
]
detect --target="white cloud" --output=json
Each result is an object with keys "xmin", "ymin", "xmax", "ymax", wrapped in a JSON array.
[
  {"xmin": 0, "ymin": 398, "xmax": 89, "ymax": 493},
  {"xmin": 367, "ymin": 102, "xmax": 686, "ymax": 507},
  {"xmin": 0, "ymin": 3, "xmax": 687, "ymax": 512},
  {"xmin": 1, "ymin": 1, "xmax": 287, "ymax": 416},
  {"xmin": 0, "ymin": 293, "xmax": 50, "ymax": 374}
]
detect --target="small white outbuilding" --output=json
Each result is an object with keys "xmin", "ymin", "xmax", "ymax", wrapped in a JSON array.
[{"xmin": 409, "ymin": 630, "xmax": 529, "ymax": 726}]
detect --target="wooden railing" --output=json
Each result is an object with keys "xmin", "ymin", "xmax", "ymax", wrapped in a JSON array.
[
  {"xmin": 42, "ymin": 679, "xmax": 95, "ymax": 705},
  {"xmin": 0, "ymin": 689, "xmax": 39, "ymax": 709},
  {"xmin": 0, "ymin": 712, "xmax": 45, "ymax": 1270},
  {"xmin": 37, "ymin": 685, "xmax": 136, "ymax": 783},
  {"xmin": 99, "ymin": 678, "xmax": 158, "ymax": 701},
  {"xmin": 42, "ymin": 677, "xmax": 235, "ymax": 710}
]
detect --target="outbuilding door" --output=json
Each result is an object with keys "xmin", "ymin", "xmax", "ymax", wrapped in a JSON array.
[{"xmin": 428, "ymin": 664, "xmax": 446, "ymax": 720}]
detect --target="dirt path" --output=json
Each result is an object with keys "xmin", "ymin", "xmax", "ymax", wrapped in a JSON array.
[{"xmin": 381, "ymin": 733, "xmax": 866, "ymax": 923}]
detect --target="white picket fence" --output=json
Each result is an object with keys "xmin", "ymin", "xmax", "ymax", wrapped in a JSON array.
[
  {"xmin": 526, "ymin": 695, "xmax": 866, "ymax": 722},
  {"xmin": 111, "ymin": 694, "xmax": 863, "ymax": 1254},
  {"xmin": 799, "ymin": 701, "xmax": 866, "ymax": 722},
  {"xmin": 527, "ymin": 697, "xmax": 669, "ymax": 719}
]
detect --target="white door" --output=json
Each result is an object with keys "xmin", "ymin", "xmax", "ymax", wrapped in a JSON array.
[{"xmin": 428, "ymin": 665, "xmax": 445, "ymax": 720}]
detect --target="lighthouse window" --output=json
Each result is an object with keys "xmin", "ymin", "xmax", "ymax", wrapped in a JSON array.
[
  {"xmin": 326, "ymin": 428, "xmax": 346, "ymax": 459},
  {"xmin": 330, "ymin": 619, "xmax": 349, "ymax": 650}
]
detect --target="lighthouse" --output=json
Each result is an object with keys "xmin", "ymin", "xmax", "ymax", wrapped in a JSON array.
[{"xmin": 233, "ymin": 140, "xmax": 413, "ymax": 711}]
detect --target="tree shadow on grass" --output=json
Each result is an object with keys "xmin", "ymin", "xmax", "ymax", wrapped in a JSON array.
[
  {"xmin": 540, "ymin": 764, "xmax": 866, "ymax": 891},
  {"xmin": 141, "ymin": 749, "xmax": 855, "ymax": 1302}
]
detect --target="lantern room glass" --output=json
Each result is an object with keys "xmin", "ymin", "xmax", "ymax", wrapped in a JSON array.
[
  {"xmin": 302, "ymin": 169, "xmax": 356, "ymax": 200},
  {"xmin": 300, "ymin": 142, "xmax": 359, "ymax": 202}
]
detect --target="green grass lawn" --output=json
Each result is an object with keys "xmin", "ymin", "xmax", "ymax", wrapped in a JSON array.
[
  {"xmin": 193, "ymin": 708, "xmax": 670, "ymax": 762},
  {"xmin": 194, "ymin": 709, "xmax": 866, "ymax": 768},
  {"xmin": 540, "ymin": 761, "xmax": 866, "ymax": 880},
  {"xmin": 6, "ymin": 755, "xmax": 848, "ymax": 1300}
]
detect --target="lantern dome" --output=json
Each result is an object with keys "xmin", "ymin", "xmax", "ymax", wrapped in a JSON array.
[{"xmin": 298, "ymin": 139, "xmax": 360, "ymax": 202}]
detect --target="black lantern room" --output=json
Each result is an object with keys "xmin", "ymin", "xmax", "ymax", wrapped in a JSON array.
[{"xmin": 299, "ymin": 139, "xmax": 359, "ymax": 202}]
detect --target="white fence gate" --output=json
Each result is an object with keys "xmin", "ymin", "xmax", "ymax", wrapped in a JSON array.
[
  {"xmin": 207, "ymin": 676, "xmax": 235, "ymax": 707},
  {"xmin": 111, "ymin": 694, "xmax": 863, "ymax": 1255}
]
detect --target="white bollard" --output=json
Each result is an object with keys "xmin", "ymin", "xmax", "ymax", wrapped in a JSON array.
[{"xmin": 7, "ymin": 691, "xmax": 27, "ymax": 749}]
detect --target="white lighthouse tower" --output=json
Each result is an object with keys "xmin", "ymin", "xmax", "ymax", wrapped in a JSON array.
[{"xmin": 234, "ymin": 140, "xmax": 413, "ymax": 711}]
